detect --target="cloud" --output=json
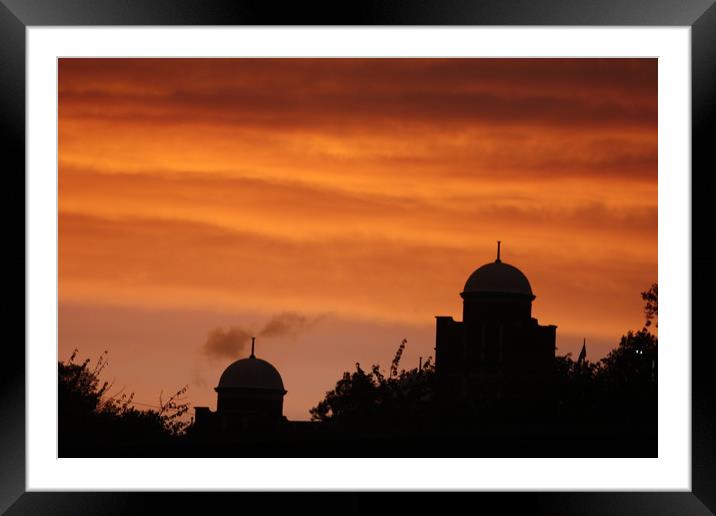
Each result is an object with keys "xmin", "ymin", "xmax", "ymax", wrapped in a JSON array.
[
  {"xmin": 58, "ymin": 58, "xmax": 657, "ymax": 340},
  {"xmin": 58, "ymin": 58, "xmax": 657, "ymax": 134},
  {"xmin": 59, "ymin": 209, "xmax": 656, "ymax": 328},
  {"xmin": 58, "ymin": 167, "xmax": 656, "ymax": 255}
]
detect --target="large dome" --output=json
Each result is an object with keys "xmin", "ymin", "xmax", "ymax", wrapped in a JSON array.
[
  {"xmin": 463, "ymin": 260, "xmax": 533, "ymax": 296},
  {"xmin": 217, "ymin": 356, "xmax": 286, "ymax": 392}
]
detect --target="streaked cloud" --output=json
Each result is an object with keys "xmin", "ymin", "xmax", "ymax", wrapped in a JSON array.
[{"xmin": 58, "ymin": 58, "xmax": 657, "ymax": 418}]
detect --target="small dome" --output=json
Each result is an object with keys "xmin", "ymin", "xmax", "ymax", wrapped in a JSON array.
[
  {"xmin": 463, "ymin": 260, "xmax": 533, "ymax": 296},
  {"xmin": 217, "ymin": 356, "xmax": 286, "ymax": 393}
]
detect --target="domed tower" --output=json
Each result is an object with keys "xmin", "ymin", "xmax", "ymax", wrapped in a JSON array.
[
  {"xmin": 461, "ymin": 241, "xmax": 534, "ymax": 322},
  {"xmin": 194, "ymin": 337, "xmax": 287, "ymax": 434},
  {"xmin": 435, "ymin": 242, "xmax": 556, "ymax": 407}
]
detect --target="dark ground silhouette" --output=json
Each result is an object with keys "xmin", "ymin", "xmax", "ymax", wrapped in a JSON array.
[{"xmin": 59, "ymin": 285, "xmax": 657, "ymax": 458}]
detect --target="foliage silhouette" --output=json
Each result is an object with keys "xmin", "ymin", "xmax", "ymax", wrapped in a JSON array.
[
  {"xmin": 641, "ymin": 283, "xmax": 658, "ymax": 329},
  {"xmin": 553, "ymin": 284, "xmax": 657, "ymax": 424},
  {"xmin": 59, "ymin": 349, "xmax": 190, "ymax": 455},
  {"xmin": 311, "ymin": 284, "xmax": 658, "ymax": 433},
  {"xmin": 309, "ymin": 339, "xmax": 436, "ymax": 428}
]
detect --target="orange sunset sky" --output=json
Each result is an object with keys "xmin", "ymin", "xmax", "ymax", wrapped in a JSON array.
[{"xmin": 58, "ymin": 58, "xmax": 657, "ymax": 420}]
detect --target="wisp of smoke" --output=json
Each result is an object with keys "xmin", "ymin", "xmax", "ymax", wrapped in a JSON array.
[
  {"xmin": 260, "ymin": 312, "xmax": 314, "ymax": 338},
  {"xmin": 203, "ymin": 312, "xmax": 324, "ymax": 359},
  {"xmin": 203, "ymin": 326, "xmax": 252, "ymax": 359}
]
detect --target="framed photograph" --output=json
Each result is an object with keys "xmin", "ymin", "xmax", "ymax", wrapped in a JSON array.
[{"xmin": 3, "ymin": 0, "xmax": 714, "ymax": 514}]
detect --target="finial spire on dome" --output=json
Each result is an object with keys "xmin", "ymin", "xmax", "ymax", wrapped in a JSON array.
[
  {"xmin": 496, "ymin": 241, "xmax": 502, "ymax": 262},
  {"xmin": 250, "ymin": 336, "xmax": 256, "ymax": 359}
]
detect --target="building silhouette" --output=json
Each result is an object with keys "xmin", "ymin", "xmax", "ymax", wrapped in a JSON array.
[
  {"xmin": 435, "ymin": 242, "xmax": 556, "ymax": 407},
  {"xmin": 193, "ymin": 242, "xmax": 557, "ymax": 436},
  {"xmin": 194, "ymin": 337, "xmax": 287, "ymax": 433}
]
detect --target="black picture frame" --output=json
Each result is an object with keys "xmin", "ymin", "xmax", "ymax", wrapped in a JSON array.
[{"xmin": 2, "ymin": 1, "xmax": 714, "ymax": 514}]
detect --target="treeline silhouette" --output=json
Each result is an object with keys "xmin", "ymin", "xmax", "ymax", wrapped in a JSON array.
[
  {"xmin": 299, "ymin": 328, "xmax": 656, "ymax": 455},
  {"xmin": 58, "ymin": 284, "xmax": 657, "ymax": 457},
  {"xmin": 312, "ymin": 284, "xmax": 657, "ymax": 426},
  {"xmin": 309, "ymin": 339, "xmax": 437, "ymax": 426},
  {"xmin": 302, "ymin": 283, "xmax": 657, "ymax": 456},
  {"xmin": 58, "ymin": 349, "xmax": 190, "ymax": 456}
]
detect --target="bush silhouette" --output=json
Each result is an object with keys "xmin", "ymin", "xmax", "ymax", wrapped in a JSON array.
[
  {"xmin": 309, "ymin": 339, "xmax": 436, "ymax": 427},
  {"xmin": 59, "ymin": 349, "xmax": 190, "ymax": 454}
]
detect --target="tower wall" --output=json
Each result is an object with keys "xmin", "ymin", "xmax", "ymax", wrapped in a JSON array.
[
  {"xmin": 461, "ymin": 292, "xmax": 533, "ymax": 323},
  {"xmin": 435, "ymin": 283, "xmax": 556, "ymax": 412},
  {"xmin": 435, "ymin": 316, "xmax": 463, "ymax": 375},
  {"xmin": 435, "ymin": 317, "xmax": 465, "ymax": 399},
  {"xmin": 216, "ymin": 388, "xmax": 284, "ymax": 419}
]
